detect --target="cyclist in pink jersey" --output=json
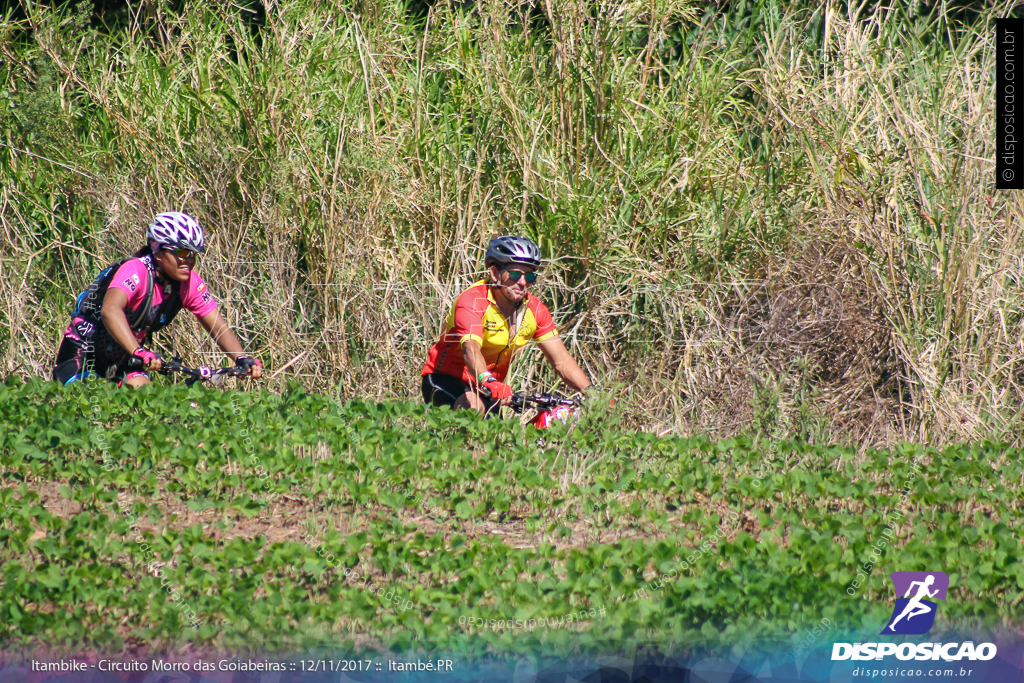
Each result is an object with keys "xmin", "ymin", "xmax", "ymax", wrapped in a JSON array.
[{"xmin": 52, "ymin": 212, "xmax": 263, "ymax": 386}]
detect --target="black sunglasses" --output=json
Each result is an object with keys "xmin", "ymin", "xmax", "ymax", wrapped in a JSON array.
[{"xmin": 504, "ymin": 269, "xmax": 538, "ymax": 284}]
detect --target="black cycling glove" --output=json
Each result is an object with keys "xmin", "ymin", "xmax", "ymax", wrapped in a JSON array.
[{"xmin": 235, "ymin": 356, "xmax": 262, "ymax": 373}]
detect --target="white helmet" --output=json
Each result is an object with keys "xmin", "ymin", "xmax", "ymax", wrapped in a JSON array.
[{"xmin": 146, "ymin": 212, "xmax": 206, "ymax": 253}]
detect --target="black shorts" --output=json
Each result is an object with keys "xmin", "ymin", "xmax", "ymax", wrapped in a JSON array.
[
  {"xmin": 52, "ymin": 336, "xmax": 148, "ymax": 385},
  {"xmin": 421, "ymin": 373, "xmax": 498, "ymax": 414}
]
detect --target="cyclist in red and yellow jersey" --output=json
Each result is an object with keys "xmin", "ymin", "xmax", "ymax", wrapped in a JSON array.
[{"xmin": 422, "ymin": 236, "xmax": 592, "ymax": 415}]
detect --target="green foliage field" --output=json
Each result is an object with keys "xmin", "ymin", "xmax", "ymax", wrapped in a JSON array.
[{"xmin": 1, "ymin": 376, "xmax": 1021, "ymax": 658}]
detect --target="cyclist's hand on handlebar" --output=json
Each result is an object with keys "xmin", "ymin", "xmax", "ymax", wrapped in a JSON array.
[
  {"xmin": 133, "ymin": 347, "xmax": 163, "ymax": 372},
  {"xmin": 482, "ymin": 377, "xmax": 513, "ymax": 404},
  {"xmin": 235, "ymin": 356, "xmax": 263, "ymax": 379}
]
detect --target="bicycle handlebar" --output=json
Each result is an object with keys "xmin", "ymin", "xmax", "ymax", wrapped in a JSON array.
[
  {"xmin": 499, "ymin": 392, "xmax": 579, "ymax": 412},
  {"xmin": 476, "ymin": 383, "xmax": 580, "ymax": 409},
  {"xmin": 127, "ymin": 355, "xmax": 249, "ymax": 386},
  {"xmin": 510, "ymin": 392, "xmax": 579, "ymax": 413}
]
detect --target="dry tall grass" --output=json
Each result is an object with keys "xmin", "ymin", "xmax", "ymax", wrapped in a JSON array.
[{"xmin": 1, "ymin": 0, "xmax": 1021, "ymax": 447}]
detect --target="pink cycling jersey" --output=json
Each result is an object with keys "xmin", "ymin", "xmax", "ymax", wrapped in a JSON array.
[{"xmin": 64, "ymin": 259, "xmax": 217, "ymax": 342}]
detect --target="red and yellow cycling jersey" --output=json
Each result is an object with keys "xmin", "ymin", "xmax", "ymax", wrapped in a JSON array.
[{"xmin": 422, "ymin": 279, "xmax": 558, "ymax": 383}]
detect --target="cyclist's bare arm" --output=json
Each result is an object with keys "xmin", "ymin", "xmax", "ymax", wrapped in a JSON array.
[
  {"xmin": 198, "ymin": 310, "xmax": 262, "ymax": 379},
  {"xmin": 461, "ymin": 339, "xmax": 490, "ymax": 383},
  {"xmin": 100, "ymin": 288, "xmax": 162, "ymax": 371},
  {"xmin": 459, "ymin": 339, "xmax": 506, "ymax": 408},
  {"xmin": 537, "ymin": 335, "xmax": 591, "ymax": 393}
]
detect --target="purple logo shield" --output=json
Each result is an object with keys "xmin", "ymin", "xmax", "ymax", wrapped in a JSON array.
[{"xmin": 881, "ymin": 572, "xmax": 949, "ymax": 635}]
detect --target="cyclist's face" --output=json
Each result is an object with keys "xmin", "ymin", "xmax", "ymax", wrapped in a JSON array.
[
  {"xmin": 155, "ymin": 247, "xmax": 197, "ymax": 281},
  {"xmin": 491, "ymin": 264, "xmax": 536, "ymax": 303}
]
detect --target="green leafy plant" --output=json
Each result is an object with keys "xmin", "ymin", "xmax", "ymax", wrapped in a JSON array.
[{"xmin": 0, "ymin": 378, "xmax": 1020, "ymax": 658}]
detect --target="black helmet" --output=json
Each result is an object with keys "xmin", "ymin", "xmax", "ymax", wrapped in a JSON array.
[{"xmin": 485, "ymin": 235, "xmax": 542, "ymax": 269}]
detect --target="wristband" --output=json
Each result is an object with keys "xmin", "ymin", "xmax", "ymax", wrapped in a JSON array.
[{"xmin": 478, "ymin": 371, "xmax": 495, "ymax": 383}]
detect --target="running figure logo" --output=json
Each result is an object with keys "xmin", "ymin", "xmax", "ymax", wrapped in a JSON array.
[{"xmin": 881, "ymin": 572, "xmax": 949, "ymax": 635}]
